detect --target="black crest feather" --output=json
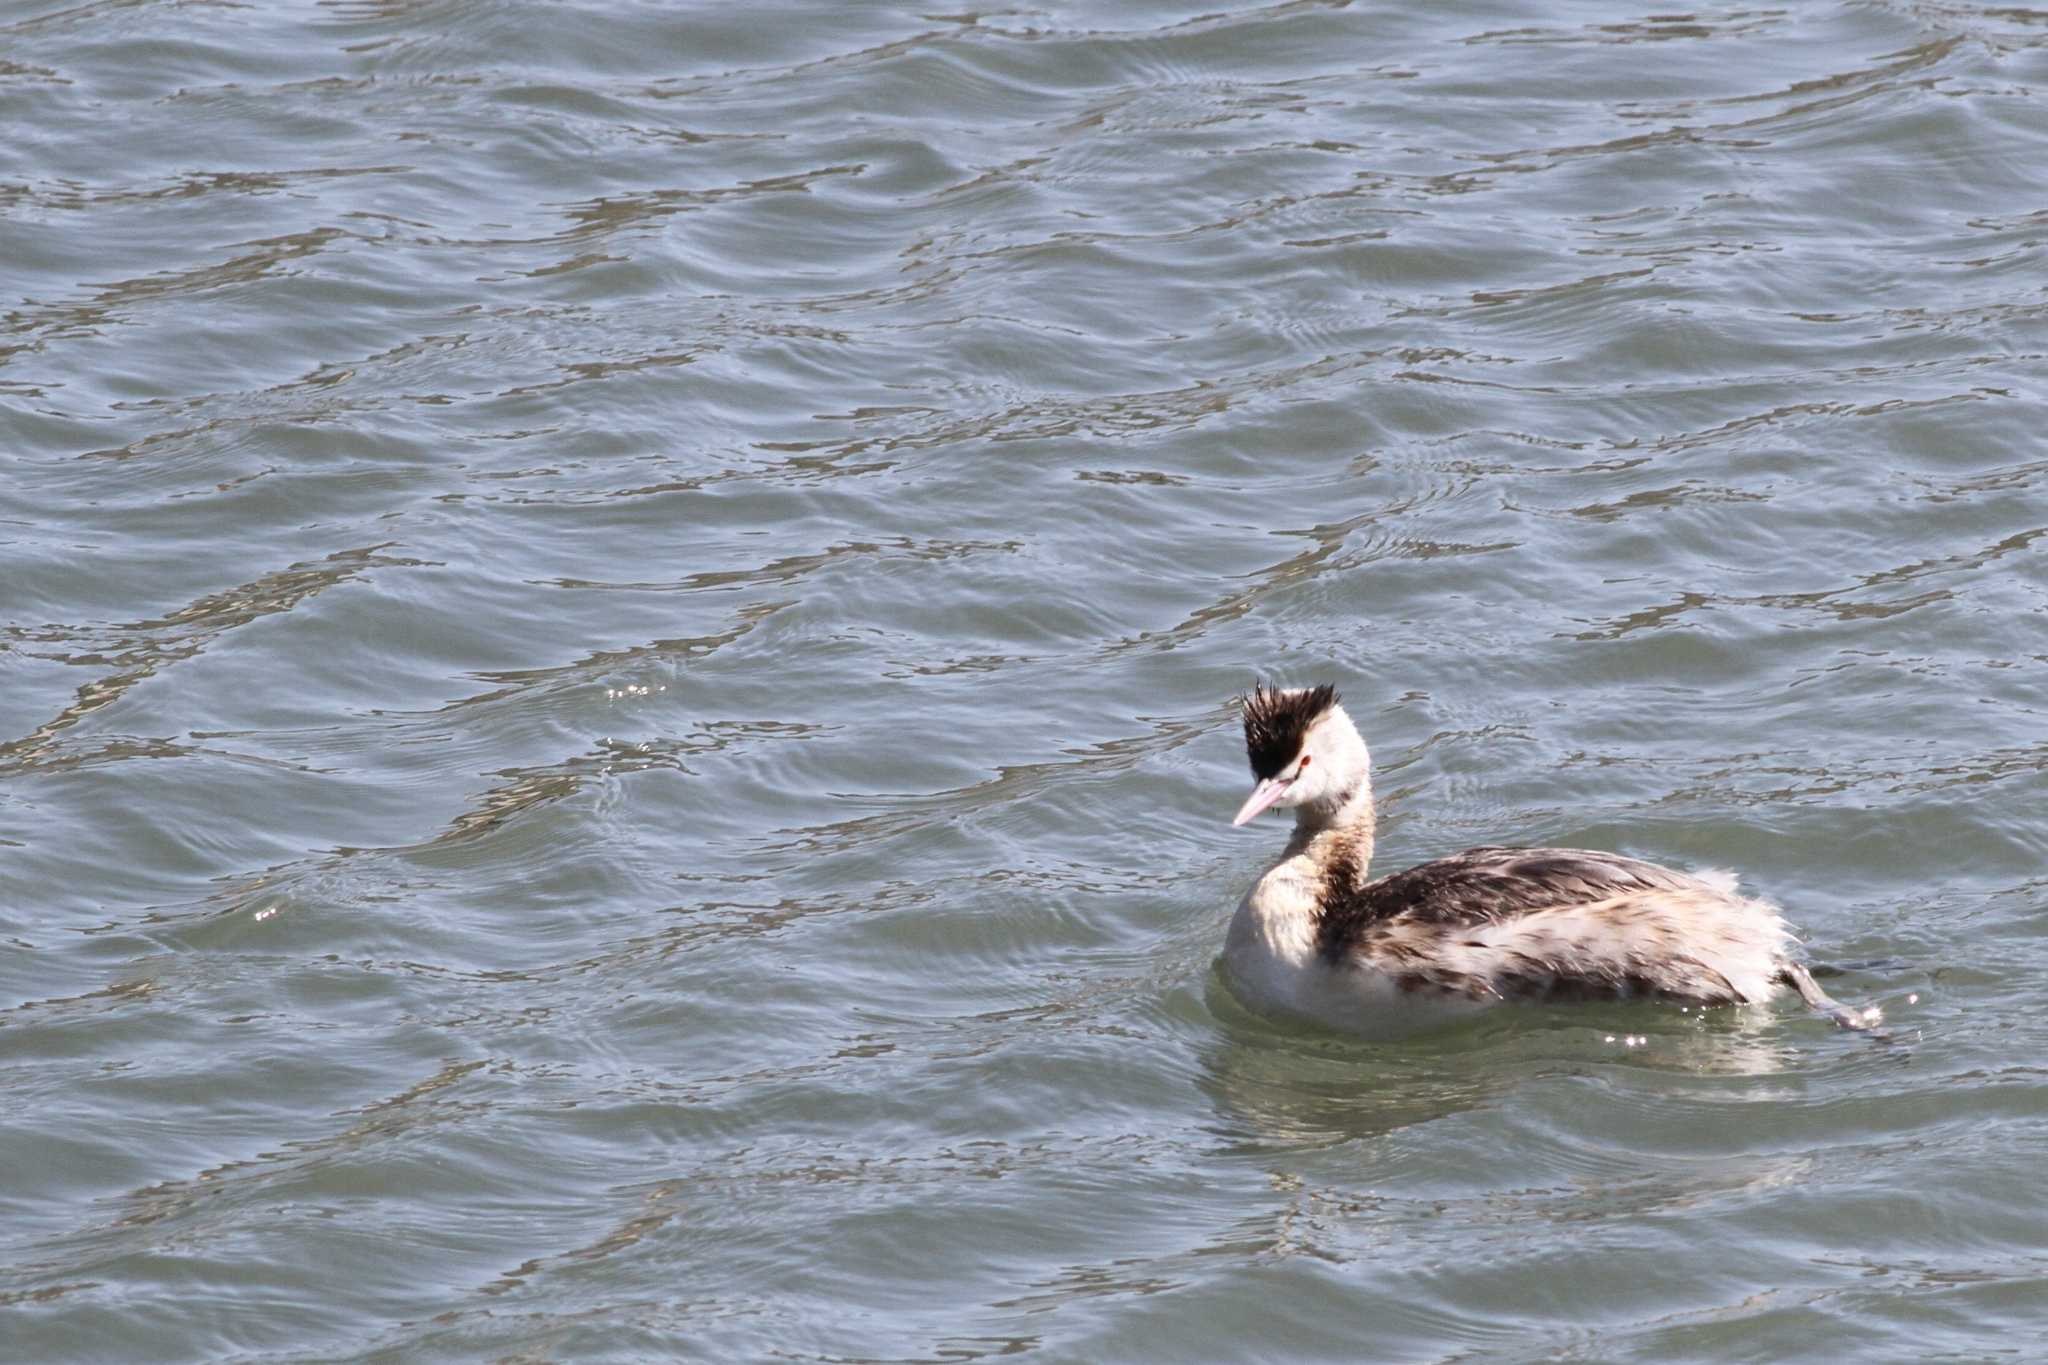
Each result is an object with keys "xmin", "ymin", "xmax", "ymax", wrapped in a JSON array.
[{"xmin": 1240, "ymin": 682, "xmax": 1339, "ymax": 779}]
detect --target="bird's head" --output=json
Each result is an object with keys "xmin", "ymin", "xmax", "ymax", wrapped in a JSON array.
[{"xmin": 1232, "ymin": 682, "xmax": 1369, "ymax": 826}]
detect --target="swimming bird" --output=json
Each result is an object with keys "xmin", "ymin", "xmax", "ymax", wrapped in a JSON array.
[{"xmin": 1224, "ymin": 683, "xmax": 1882, "ymax": 1036}]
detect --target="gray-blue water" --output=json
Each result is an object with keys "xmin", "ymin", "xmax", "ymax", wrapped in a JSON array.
[{"xmin": 4, "ymin": 1, "xmax": 2046, "ymax": 1358}]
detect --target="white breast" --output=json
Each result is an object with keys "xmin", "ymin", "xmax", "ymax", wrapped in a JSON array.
[{"xmin": 1221, "ymin": 863, "xmax": 1490, "ymax": 1039}]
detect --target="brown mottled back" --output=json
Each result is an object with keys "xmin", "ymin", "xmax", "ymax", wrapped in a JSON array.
[{"xmin": 1315, "ymin": 845, "xmax": 1701, "ymax": 965}]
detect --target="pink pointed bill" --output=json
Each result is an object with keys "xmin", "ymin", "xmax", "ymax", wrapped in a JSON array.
[{"xmin": 1231, "ymin": 776, "xmax": 1293, "ymax": 827}]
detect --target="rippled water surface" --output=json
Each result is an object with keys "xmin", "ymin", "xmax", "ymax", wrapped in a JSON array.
[{"xmin": 5, "ymin": 0, "xmax": 2047, "ymax": 1358}]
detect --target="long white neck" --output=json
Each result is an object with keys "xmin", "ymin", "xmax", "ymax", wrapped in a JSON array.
[
  {"xmin": 1287, "ymin": 772, "xmax": 1376, "ymax": 888},
  {"xmin": 1230, "ymin": 743, "xmax": 1378, "ymax": 974},
  {"xmin": 1283, "ymin": 707, "xmax": 1377, "ymax": 893}
]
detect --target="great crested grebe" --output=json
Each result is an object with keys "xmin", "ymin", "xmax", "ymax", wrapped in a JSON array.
[{"xmin": 1223, "ymin": 684, "xmax": 1882, "ymax": 1036}]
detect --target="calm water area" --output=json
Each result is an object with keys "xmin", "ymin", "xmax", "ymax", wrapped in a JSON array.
[{"xmin": 4, "ymin": 0, "xmax": 2047, "ymax": 1359}]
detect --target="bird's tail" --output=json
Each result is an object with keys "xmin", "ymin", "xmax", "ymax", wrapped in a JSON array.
[{"xmin": 1778, "ymin": 962, "xmax": 1886, "ymax": 1032}]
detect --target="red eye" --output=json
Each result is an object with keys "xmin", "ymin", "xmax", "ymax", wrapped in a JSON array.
[{"xmin": 1299, "ymin": 755, "xmax": 1311, "ymax": 770}]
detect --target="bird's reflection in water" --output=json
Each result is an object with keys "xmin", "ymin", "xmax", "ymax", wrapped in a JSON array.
[{"xmin": 1193, "ymin": 960, "xmax": 1807, "ymax": 1156}]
